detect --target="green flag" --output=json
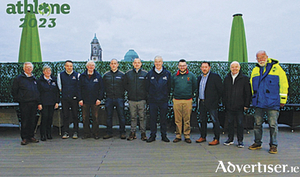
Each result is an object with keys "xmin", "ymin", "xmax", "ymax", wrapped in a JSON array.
[
  {"xmin": 18, "ymin": 11, "xmax": 42, "ymax": 62},
  {"xmin": 228, "ymin": 14, "xmax": 248, "ymax": 63}
]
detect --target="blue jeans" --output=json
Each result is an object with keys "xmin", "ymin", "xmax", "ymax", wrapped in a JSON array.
[
  {"xmin": 226, "ymin": 110, "xmax": 244, "ymax": 142},
  {"xmin": 254, "ymin": 108, "xmax": 279, "ymax": 146},
  {"xmin": 105, "ymin": 98, "xmax": 126, "ymax": 135},
  {"xmin": 149, "ymin": 102, "xmax": 168, "ymax": 137},
  {"xmin": 199, "ymin": 101, "xmax": 220, "ymax": 140}
]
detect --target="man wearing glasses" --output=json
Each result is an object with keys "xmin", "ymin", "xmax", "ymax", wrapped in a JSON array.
[{"xmin": 171, "ymin": 59, "xmax": 197, "ymax": 143}]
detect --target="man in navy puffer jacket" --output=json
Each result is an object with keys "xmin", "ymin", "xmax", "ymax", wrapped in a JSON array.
[
  {"xmin": 146, "ymin": 56, "xmax": 171, "ymax": 143},
  {"xmin": 78, "ymin": 61, "xmax": 104, "ymax": 139}
]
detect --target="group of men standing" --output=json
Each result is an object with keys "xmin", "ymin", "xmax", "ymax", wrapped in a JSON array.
[{"xmin": 12, "ymin": 50, "xmax": 288, "ymax": 154}]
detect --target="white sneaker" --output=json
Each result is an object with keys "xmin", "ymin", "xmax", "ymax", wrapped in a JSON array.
[
  {"xmin": 223, "ymin": 140, "xmax": 234, "ymax": 146},
  {"xmin": 62, "ymin": 132, "xmax": 69, "ymax": 139},
  {"xmin": 72, "ymin": 132, "xmax": 78, "ymax": 139}
]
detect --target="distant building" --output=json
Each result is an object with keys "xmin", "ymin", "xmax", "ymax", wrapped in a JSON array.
[
  {"xmin": 90, "ymin": 34, "xmax": 102, "ymax": 61},
  {"xmin": 123, "ymin": 49, "xmax": 139, "ymax": 62}
]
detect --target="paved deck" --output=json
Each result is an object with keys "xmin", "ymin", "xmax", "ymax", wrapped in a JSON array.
[{"xmin": 0, "ymin": 124, "xmax": 299, "ymax": 177}]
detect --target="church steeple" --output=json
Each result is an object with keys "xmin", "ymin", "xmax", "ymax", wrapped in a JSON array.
[{"xmin": 90, "ymin": 33, "xmax": 102, "ymax": 61}]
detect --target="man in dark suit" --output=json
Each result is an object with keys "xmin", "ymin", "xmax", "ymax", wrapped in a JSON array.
[{"xmin": 195, "ymin": 62, "xmax": 223, "ymax": 145}]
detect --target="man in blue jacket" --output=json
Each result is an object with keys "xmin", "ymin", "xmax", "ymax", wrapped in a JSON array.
[
  {"xmin": 249, "ymin": 50, "xmax": 289, "ymax": 154},
  {"xmin": 57, "ymin": 60, "xmax": 80, "ymax": 139},
  {"xmin": 78, "ymin": 61, "xmax": 104, "ymax": 139},
  {"xmin": 146, "ymin": 56, "xmax": 171, "ymax": 143},
  {"xmin": 12, "ymin": 62, "xmax": 42, "ymax": 145}
]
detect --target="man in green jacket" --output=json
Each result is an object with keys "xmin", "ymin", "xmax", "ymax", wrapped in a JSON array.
[{"xmin": 171, "ymin": 59, "xmax": 197, "ymax": 143}]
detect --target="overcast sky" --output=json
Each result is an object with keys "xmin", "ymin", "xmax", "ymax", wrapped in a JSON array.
[{"xmin": 1, "ymin": 0, "xmax": 300, "ymax": 63}]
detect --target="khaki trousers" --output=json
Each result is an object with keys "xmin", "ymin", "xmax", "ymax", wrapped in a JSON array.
[{"xmin": 173, "ymin": 99, "xmax": 192, "ymax": 139}]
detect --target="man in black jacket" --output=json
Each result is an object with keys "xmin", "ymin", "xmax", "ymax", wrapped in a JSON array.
[
  {"xmin": 146, "ymin": 56, "xmax": 171, "ymax": 143},
  {"xmin": 78, "ymin": 61, "xmax": 104, "ymax": 139},
  {"xmin": 124, "ymin": 58, "xmax": 148, "ymax": 141},
  {"xmin": 12, "ymin": 62, "xmax": 42, "ymax": 145},
  {"xmin": 223, "ymin": 61, "xmax": 251, "ymax": 148},
  {"xmin": 196, "ymin": 62, "xmax": 223, "ymax": 145},
  {"xmin": 57, "ymin": 60, "xmax": 80, "ymax": 139},
  {"xmin": 102, "ymin": 59, "xmax": 126, "ymax": 139}
]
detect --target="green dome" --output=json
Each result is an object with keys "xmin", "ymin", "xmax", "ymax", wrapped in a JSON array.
[{"xmin": 124, "ymin": 49, "xmax": 139, "ymax": 62}]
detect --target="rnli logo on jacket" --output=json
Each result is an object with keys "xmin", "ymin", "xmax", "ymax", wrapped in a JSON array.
[
  {"xmin": 72, "ymin": 76, "xmax": 76, "ymax": 80},
  {"xmin": 52, "ymin": 82, "xmax": 56, "ymax": 86},
  {"xmin": 151, "ymin": 77, "xmax": 155, "ymax": 80},
  {"xmin": 93, "ymin": 78, "xmax": 98, "ymax": 82},
  {"xmin": 34, "ymin": 81, "xmax": 37, "ymax": 84},
  {"xmin": 163, "ymin": 76, "xmax": 167, "ymax": 80},
  {"xmin": 187, "ymin": 77, "xmax": 190, "ymax": 81}
]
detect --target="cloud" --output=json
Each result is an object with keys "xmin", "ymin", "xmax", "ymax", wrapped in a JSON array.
[{"xmin": 1, "ymin": 0, "xmax": 300, "ymax": 63}]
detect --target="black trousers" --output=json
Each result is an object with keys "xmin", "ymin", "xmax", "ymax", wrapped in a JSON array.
[
  {"xmin": 19, "ymin": 101, "xmax": 38, "ymax": 140},
  {"xmin": 40, "ymin": 105, "xmax": 55, "ymax": 136},
  {"xmin": 62, "ymin": 99, "xmax": 79, "ymax": 133}
]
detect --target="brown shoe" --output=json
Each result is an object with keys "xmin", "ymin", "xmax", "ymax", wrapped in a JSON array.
[
  {"xmin": 208, "ymin": 139, "xmax": 219, "ymax": 145},
  {"xmin": 29, "ymin": 137, "xmax": 39, "ymax": 143},
  {"xmin": 173, "ymin": 138, "xmax": 181, "ymax": 143},
  {"xmin": 269, "ymin": 145, "xmax": 278, "ymax": 154},
  {"xmin": 127, "ymin": 132, "xmax": 136, "ymax": 141},
  {"xmin": 196, "ymin": 137, "xmax": 206, "ymax": 143},
  {"xmin": 141, "ymin": 132, "xmax": 147, "ymax": 141}
]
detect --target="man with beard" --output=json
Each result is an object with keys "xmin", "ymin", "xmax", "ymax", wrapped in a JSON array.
[
  {"xmin": 172, "ymin": 59, "xmax": 197, "ymax": 144},
  {"xmin": 195, "ymin": 61, "xmax": 223, "ymax": 145},
  {"xmin": 249, "ymin": 50, "xmax": 288, "ymax": 154}
]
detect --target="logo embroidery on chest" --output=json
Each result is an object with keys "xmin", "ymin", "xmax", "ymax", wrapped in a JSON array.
[
  {"xmin": 151, "ymin": 77, "xmax": 155, "ymax": 80},
  {"xmin": 187, "ymin": 77, "xmax": 190, "ymax": 81},
  {"xmin": 163, "ymin": 76, "xmax": 167, "ymax": 80},
  {"xmin": 72, "ymin": 76, "xmax": 76, "ymax": 80},
  {"xmin": 93, "ymin": 78, "xmax": 98, "ymax": 82}
]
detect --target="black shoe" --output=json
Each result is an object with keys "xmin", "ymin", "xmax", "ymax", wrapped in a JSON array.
[
  {"xmin": 47, "ymin": 134, "xmax": 52, "ymax": 140},
  {"xmin": 161, "ymin": 136, "xmax": 170, "ymax": 142},
  {"xmin": 81, "ymin": 135, "xmax": 91, "ymax": 139},
  {"xmin": 146, "ymin": 136, "xmax": 156, "ymax": 143},
  {"xmin": 40, "ymin": 135, "xmax": 46, "ymax": 141},
  {"xmin": 185, "ymin": 138, "xmax": 192, "ymax": 144},
  {"xmin": 103, "ymin": 134, "xmax": 113, "ymax": 139},
  {"xmin": 120, "ymin": 134, "xmax": 126, "ymax": 139},
  {"xmin": 173, "ymin": 138, "xmax": 181, "ymax": 143},
  {"xmin": 21, "ymin": 139, "xmax": 28, "ymax": 145}
]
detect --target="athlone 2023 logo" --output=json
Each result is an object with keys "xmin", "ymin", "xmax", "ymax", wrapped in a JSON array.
[{"xmin": 6, "ymin": 0, "xmax": 70, "ymax": 28}]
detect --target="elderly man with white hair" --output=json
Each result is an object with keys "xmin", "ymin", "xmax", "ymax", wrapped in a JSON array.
[
  {"xmin": 223, "ymin": 61, "xmax": 251, "ymax": 148},
  {"xmin": 78, "ymin": 61, "xmax": 104, "ymax": 139},
  {"xmin": 249, "ymin": 50, "xmax": 289, "ymax": 154}
]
